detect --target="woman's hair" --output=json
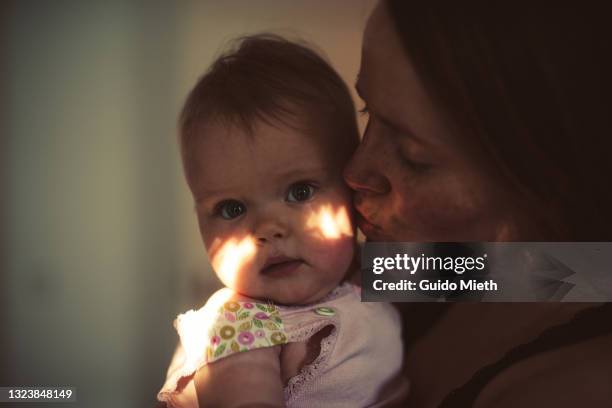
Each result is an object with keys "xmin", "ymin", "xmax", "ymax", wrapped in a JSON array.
[
  {"xmin": 386, "ymin": 1, "xmax": 612, "ymax": 240},
  {"xmin": 179, "ymin": 33, "xmax": 358, "ymax": 168}
]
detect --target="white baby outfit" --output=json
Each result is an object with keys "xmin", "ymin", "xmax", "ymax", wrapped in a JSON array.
[{"xmin": 157, "ymin": 283, "xmax": 407, "ymax": 407}]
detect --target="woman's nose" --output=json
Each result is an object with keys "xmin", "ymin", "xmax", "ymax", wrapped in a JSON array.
[{"xmin": 343, "ymin": 128, "xmax": 391, "ymax": 195}]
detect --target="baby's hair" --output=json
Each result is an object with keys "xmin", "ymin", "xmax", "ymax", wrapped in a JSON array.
[{"xmin": 179, "ymin": 33, "xmax": 359, "ymax": 169}]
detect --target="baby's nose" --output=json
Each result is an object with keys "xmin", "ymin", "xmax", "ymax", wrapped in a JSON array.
[{"xmin": 255, "ymin": 220, "xmax": 288, "ymax": 244}]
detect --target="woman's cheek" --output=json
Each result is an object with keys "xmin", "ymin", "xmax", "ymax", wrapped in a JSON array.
[{"xmin": 392, "ymin": 173, "xmax": 487, "ymax": 239}]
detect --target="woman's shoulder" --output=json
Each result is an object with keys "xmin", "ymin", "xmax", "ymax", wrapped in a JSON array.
[{"xmin": 475, "ymin": 333, "xmax": 612, "ymax": 407}]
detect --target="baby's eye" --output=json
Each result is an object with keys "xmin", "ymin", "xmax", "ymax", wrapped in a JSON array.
[
  {"xmin": 286, "ymin": 182, "xmax": 316, "ymax": 203},
  {"xmin": 215, "ymin": 200, "xmax": 246, "ymax": 220}
]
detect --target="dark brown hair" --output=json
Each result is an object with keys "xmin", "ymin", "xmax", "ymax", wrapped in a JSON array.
[
  {"xmin": 179, "ymin": 34, "xmax": 359, "ymax": 171},
  {"xmin": 387, "ymin": 1, "xmax": 612, "ymax": 240}
]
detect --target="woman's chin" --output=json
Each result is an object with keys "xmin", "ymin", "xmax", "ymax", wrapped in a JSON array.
[
  {"xmin": 357, "ymin": 219, "xmax": 389, "ymax": 241},
  {"xmin": 360, "ymin": 226, "xmax": 393, "ymax": 242}
]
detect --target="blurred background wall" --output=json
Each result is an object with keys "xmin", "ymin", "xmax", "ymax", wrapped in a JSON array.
[{"xmin": 2, "ymin": 1, "xmax": 374, "ymax": 406}]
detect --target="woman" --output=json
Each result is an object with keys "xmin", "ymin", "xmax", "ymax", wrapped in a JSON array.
[{"xmin": 345, "ymin": 1, "xmax": 612, "ymax": 407}]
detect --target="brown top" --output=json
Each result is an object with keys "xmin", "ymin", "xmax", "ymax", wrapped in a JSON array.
[
  {"xmin": 440, "ymin": 303, "xmax": 612, "ymax": 407},
  {"xmin": 399, "ymin": 302, "xmax": 612, "ymax": 407}
]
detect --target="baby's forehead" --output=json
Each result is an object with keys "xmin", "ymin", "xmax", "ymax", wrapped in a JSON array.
[
  {"xmin": 183, "ymin": 121, "xmax": 344, "ymax": 181},
  {"xmin": 192, "ymin": 117, "xmax": 343, "ymax": 167}
]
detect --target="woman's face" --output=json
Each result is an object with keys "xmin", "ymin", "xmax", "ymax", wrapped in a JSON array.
[{"xmin": 344, "ymin": 3, "xmax": 516, "ymax": 242}]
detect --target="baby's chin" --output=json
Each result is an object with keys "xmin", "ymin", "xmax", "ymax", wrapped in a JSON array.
[
  {"xmin": 268, "ymin": 290, "xmax": 327, "ymax": 306},
  {"xmin": 229, "ymin": 281, "xmax": 335, "ymax": 306}
]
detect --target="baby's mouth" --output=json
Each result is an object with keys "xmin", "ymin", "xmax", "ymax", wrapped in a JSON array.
[{"xmin": 261, "ymin": 255, "xmax": 304, "ymax": 276}]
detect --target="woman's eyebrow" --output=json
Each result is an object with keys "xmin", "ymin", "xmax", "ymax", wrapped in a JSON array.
[{"xmin": 380, "ymin": 114, "xmax": 428, "ymax": 146}]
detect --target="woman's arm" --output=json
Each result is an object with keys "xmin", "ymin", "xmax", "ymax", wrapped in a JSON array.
[{"xmin": 194, "ymin": 345, "xmax": 284, "ymax": 408}]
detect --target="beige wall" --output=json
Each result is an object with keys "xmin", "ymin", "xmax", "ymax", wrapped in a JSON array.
[{"xmin": 4, "ymin": 1, "xmax": 374, "ymax": 406}]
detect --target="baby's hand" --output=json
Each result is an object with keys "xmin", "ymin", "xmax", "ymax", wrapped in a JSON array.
[{"xmin": 194, "ymin": 345, "xmax": 284, "ymax": 408}]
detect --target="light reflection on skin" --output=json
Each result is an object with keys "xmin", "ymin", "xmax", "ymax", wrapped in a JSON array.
[
  {"xmin": 210, "ymin": 236, "xmax": 257, "ymax": 288},
  {"xmin": 306, "ymin": 204, "xmax": 353, "ymax": 240},
  {"xmin": 176, "ymin": 287, "xmax": 234, "ymax": 369},
  {"xmin": 209, "ymin": 203, "xmax": 353, "ymax": 290}
]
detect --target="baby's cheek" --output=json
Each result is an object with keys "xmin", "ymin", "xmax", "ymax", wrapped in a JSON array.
[
  {"xmin": 215, "ymin": 255, "xmax": 268, "ymax": 300},
  {"xmin": 201, "ymin": 223, "xmax": 249, "ymax": 252},
  {"xmin": 202, "ymin": 226, "xmax": 262, "ymax": 291},
  {"xmin": 306, "ymin": 235, "xmax": 355, "ymax": 277}
]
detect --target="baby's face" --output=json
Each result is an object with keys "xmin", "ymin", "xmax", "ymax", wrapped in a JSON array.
[{"xmin": 186, "ymin": 119, "xmax": 355, "ymax": 305}]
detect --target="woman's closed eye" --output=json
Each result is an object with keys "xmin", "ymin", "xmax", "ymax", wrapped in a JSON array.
[
  {"xmin": 214, "ymin": 199, "xmax": 246, "ymax": 220},
  {"xmin": 357, "ymin": 105, "xmax": 370, "ymax": 117},
  {"xmin": 358, "ymin": 105, "xmax": 369, "ymax": 117},
  {"xmin": 286, "ymin": 181, "xmax": 317, "ymax": 203},
  {"xmin": 398, "ymin": 150, "xmax": 432, "ymax": 173},
  {"xmin": 364, "ymin": 107, "xmax": 432, "ymax": 173}
]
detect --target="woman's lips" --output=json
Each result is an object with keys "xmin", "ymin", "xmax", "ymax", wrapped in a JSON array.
[{"xmin": 261, "ymin": 256, "xmax": 304, "ymax": 276}]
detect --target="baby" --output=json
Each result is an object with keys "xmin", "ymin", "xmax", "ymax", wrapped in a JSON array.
[{"xmin": 157, "ymin": 34, "xmax": 406, "ymax": 407}]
